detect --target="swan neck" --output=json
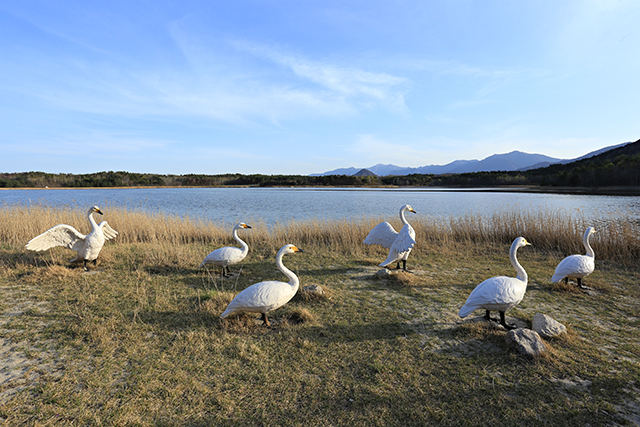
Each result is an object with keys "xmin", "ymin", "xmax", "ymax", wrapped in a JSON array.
[
  {"xmin": 509, "ymin": 243, "xmax": 528, "ymax": 283},
  {"xmin": 276, "ymin": 251, "xmax": 299, "ymax": 289},
  {"xmin": 88, "ymin": 211, "xmax": 99, "ymax": 230},
  {"xmin": 583, "ymin": 232, "xmax": 595, "ymax": 258},
  {"xmin": 233, "ymin": 228, "xmax": 249, "ymax": 253},
  {"xmin": 399, "ymin": 208, "xmax": 409, "ymax": 226}
]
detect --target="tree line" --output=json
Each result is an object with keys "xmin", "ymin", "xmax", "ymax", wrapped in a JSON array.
[{"xmin": 2, "ymin": 140, "xmax": 638, "ymax": 189}]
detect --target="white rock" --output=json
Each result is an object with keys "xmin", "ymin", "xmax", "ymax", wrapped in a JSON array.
[{"xmin": 532, "ymin": 313, "xmax": 567, "ymax": 339}]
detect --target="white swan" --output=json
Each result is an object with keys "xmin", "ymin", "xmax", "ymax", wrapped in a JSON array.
[
  {"xmin": 364, "ymin": 204, "xmax": 417, "ymax": 271},
  {"xmin": 459, "ymin": 237, "xmax": 531, "ymax": 330},
  {"xmin": 26, "ymin": 206, "xmax": 118, "ymax": 271},
  {"xmin": 199, "ymin": 222, "xmax": 252, "ymax": 277},
  {"xmin": 551, "ymin": 227, "xmax": 596, "ymax": 289},
  {"xmin": 220, "ymin": 244, "xmax": 303, "ymax": 326}
]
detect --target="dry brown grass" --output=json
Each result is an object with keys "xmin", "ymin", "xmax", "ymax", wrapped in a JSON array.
[
  {"xmin": 2, "ymin": 204, "xmax": 638, "ymax": 264},
  {"xmin": 0, "ymin": 204, "xmax": 639, "ymax": 426}
]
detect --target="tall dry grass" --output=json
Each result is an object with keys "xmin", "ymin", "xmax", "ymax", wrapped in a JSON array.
[{"xmin": 1, "ymin": 204, "xmax": 638, "ymax": 264}]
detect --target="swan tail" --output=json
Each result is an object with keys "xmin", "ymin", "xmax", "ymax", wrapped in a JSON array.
[
  {"xmin": 458, "ymin": 304, "xmax": 477, "ymax": 318},
  {"xmin": 550, "ymin": 272, "xmax": 564, "ymax": 283}
]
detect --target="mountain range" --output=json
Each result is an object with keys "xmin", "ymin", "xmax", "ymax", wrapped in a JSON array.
[{"xmin": 312, "ymin": 142, "xmax": 631, "ymax": 177}]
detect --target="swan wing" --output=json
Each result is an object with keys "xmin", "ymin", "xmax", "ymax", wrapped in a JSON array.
[
  {"xmin": 551, "ymin": 254, "xmax": 595, "ymax": 282},
  {"xmin": 459, "ymin": 276, "xmax": 524, "ymax": 317},
  {"xmin": 26, "ymin": 224, "xmax": 86, "ymax": 252},
  {"xmin": 221, "ymin": 281, "xmax": 292, "ymax": 317},
  {"xmin": 200, "ymin": 246, "xmax": 245, "ymax": 267},
  {"xmin": 364, "ymin": 221, "xmax": 398, "ymax": 248},
  {"xmin": 100, "ymin": 221, "xmax": 119, "ymax": 240},
  {"xmin": 391, "ymin": 224, "xmax": 417, "ymax": 254}
]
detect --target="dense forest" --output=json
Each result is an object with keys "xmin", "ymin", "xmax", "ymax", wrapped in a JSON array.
[{"xmin": 1, "ymin": 139, "xmax": 638, "ymax": 190}]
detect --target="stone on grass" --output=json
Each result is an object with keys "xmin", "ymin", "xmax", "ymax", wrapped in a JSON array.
[
  {"xmin": 505, "ymin": 329, "xmax": 546, "ymax": 357},
  {"xmin": 303, "ymin": 284, "xmax": 324, "ymax": 296},
  {"xmin": 532, "ymin": 313, "xmax": 567, "ymax": 339},
  {"xmin": 376, "ymin": 269, "xmax": 392, "ymax": 279}
]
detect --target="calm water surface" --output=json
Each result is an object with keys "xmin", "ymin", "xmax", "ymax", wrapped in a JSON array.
[{"xmin": 1, "ymin": 187, "xmax": 638, "ymax": 227}]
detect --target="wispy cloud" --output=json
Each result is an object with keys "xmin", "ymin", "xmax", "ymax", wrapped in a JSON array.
[{"xmin": 229, "ymin": 39, "xmax": 409, "ymax": 111}]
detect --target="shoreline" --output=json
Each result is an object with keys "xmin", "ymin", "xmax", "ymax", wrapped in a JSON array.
[{"xmin": 1, "ymin": 185, "xmax": 639, "ymax": 196}]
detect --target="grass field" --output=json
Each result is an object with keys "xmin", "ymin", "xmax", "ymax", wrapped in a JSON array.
[{"xmin": 0, "ymin": 205, "xmax": 638, "ymax": 426}]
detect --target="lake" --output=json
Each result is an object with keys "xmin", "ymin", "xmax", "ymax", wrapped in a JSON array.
[{"xmin": 1, "ymin": 187, "xmax": 639, "ymax": 228}]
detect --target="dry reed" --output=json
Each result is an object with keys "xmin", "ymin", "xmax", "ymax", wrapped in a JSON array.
[{"xmin": 1, "ymin": 204, "xmax": 638, "ymax": 264}]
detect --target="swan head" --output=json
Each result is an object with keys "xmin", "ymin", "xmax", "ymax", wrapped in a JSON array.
[
  {"xmin": 512, "ymin": 237, "xmax": 531, "ymax": 250},
  {"xmin": 90, "ymin": 206, "xmax": 104, "ymax": 215},
  {"xmin": 235, "ymin": 222, "xmax": 252, "ymax": 230},
  {"xmin": 402, "ymin": 204, "xmax": 417, "ymax": 214},
  {"xmin": 585, "ymin": 227, "xmax": 596, "ymax": 237},
  {"xmin": 280, "ymin": 244, "xmax": 304, "ymax": 255}
]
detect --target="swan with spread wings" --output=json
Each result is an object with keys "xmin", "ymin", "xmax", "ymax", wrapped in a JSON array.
[
  {"xmin": 26, "ymin": 206, "xmax": 118, "ymax": 270},
  {"xmin": 364, "ymin": 204, "xmax": 417, "ymax": 272}
]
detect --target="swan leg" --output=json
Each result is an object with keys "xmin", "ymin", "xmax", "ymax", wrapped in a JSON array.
[
  {"xmin": 83, "ymin": 260, "xmax": 88, "ymax": 271},
  {"xmin": 396, "ymin": 262, "xmax": 401, "ymax": 270},
  {"xmin": 401, "ymin": 260, "xmax": 412, "ymax": 273},
  {"xmin": 562, "ymin": 277, "xmax": 568, "ymax": 285},
  {"xmin": 261, "ymin": 313, "xmax": 270, "ymax": 326},
  {"xmin": 484, "ymin": 310, "xmax": 499, "ymax": 323},
  {"xmin": 499, "ymin": 311, "xmax": 517, "ymax": 330},
  {"xmin": 576, "ymin": 278, "xmax": 587, "ymax": 289}
]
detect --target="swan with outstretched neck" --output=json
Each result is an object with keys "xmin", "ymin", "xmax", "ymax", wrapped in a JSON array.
[
  {"xmin": 200, "ymin": 223, "xmax": 252, "ymax": 277},
  {"xmin": 551, "ymin": 227, "xmax": 596, "ymax": 289},
  {"xmin": 221, "ymin": 244, "xmax": 304, "ymax": 326},
  {"xmin": 26, "ymin": 206, "xmax": 118, "ymax": 271},
  {"xmin": 364, "ymin": 204, "xmax": 417, "ymax": 272},
  {"xmin": 459, "ymin": 237, "xmax": 531, "ymax": 330}
]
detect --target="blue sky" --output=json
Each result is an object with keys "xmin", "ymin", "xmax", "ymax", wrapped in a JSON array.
[{"xmin": 1, "ymin": 1, "xmax": 639, "ymax": 175}]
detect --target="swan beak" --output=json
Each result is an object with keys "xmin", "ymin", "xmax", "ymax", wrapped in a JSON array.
[
  {"xmin": 95, "ymin": 208, "xmax": 104, "ymax": 215},
  {"xmin": 243, "ymin": 224, "xmax": 252, "ymax": 229},
  {"xmin": 408, "ymin": 207, "xmax": 417, "ymax": 214},
  {"xmin": 292, "ymin": 246, "xmax": 304, "ymax": 253},
  {"xmin": 524, "ymin": 240, "xmax": 531, "ymax": 246}
]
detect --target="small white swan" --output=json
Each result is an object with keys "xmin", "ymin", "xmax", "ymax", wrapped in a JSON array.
[
  {"xmin": 199, "ymin": 223, "xmax": 252, "ymax": 277},
  {"xmin": 459, "ymin": 237, "xmax": 531, "ymax": 330},
  {"xmin": 26, "ymin": 206, "xmax": 118, "ymax": 270},
  {"xmin": 364, "ymin": 204, "xmax": 417, "ymax": 271},
  {"xmin": 220, "ymin": 244, "xmax": 303, "ymax": 326},
  {"xmin": 551, "ymin": 227, "xmax": 596, "ymax": 289}
]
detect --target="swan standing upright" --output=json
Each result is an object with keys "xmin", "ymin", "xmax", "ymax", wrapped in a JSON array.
[
  {"xmin": 364, "ymin": 204, "xmax": 417, "ymax": 271},
  {"xmin": 551, "ymin": 227, "xmax": 596, "ymax": 289},
  {"xmin": 200, "ymin": 223, "xmax": 252, "ymax": 277},
  {"xmin": 26, "ymin": 206, "xmax": 118, "ymax": 271},
  {"xmin": 221, "ymin": 244, "xmax": 304, "ymax": 326},
  {"xmin": 459, "ymin": 237, "xmax": 531, "ymax": 330}
]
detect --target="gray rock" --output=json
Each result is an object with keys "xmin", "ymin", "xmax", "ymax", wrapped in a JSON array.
[
  {"xmin": 532, "ymin": 313, "xmax": 567, "ymax": 339},
  {"xmin": 376, "ymin": 269, "xmax": 392, "ymax": 279},
  {"xmin": 303, "ymin": 284, "xmax": 324, "ymax": 296},
  {"xmin": 505, "ymin": 329, "xmax": 546, "ymax": 357}
]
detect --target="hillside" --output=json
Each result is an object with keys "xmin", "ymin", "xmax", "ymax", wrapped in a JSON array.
[{"xmin": 1, "ymin": 139, "xmax": 638, "ymax": 190}]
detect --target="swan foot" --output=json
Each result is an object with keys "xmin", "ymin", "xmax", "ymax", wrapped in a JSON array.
[
  {"xmin": 499, "ymin": 311, "xmax": 517, "ymax": 330},
  {"xmin": 261, "ymin": 313, "xmax": 270, "ymax": 327},
  {"xmin": 576, "ymin": 278, "xmax": 587, "ymax": 289},
  {"xmin": 397, "ymin": 260, "xmax": 412, "ymax": 273}
]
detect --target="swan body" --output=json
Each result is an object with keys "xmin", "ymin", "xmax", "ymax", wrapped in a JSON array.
[
  {"xmin": 26, "ymin": 206, "xmax": 118, "ymax": 270},
  {"xmin": 551, "ymin": 227, "xmax": 596, "ymax": 288},
  {"xmin": 364, "ymin": 204, "xmax": 417, "ymax": 271},
  {"xmin": 221, "ymin": 244, "xmax": 303, "ymax": 326},
  {"xmin": 459, "ymin": 237, "xmax": 531, "ymax": 329},
  {"xmin": 199, "ymin": 223, "xmax": 251, "ymax": 276}
]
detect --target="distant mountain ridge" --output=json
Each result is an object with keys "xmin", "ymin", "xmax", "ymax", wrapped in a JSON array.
[{"xmin": 312, "ymin": 142, "xmax": 631, "ymax": 176}]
